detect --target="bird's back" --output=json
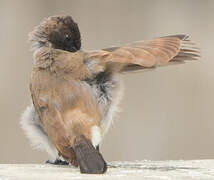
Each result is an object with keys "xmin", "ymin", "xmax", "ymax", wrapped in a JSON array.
[{"xmin": 30, "ymin": 65, "xmax": 102, "ymax": 163}]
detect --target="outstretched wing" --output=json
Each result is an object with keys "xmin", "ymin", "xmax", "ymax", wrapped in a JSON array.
[{"xmin": 86, "ymin": 34, "xmax": 200, "ymax": 72}]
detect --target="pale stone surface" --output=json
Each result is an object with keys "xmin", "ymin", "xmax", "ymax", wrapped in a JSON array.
[{"xmin": 0, "ymin": 160, "xmax": 214, "ymax": 180}]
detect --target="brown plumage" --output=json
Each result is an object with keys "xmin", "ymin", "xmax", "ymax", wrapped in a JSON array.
[{"xmin": 27, "ymin": 15, "xmax": 200, "ymax": 174}]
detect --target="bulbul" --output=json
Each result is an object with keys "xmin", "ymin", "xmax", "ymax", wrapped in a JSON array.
[{"xmin": 21, "ymin": 15, "xmax": 200, "ymax": 174}]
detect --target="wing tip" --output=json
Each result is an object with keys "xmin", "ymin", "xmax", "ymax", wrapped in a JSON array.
[
  {"xmin": 161, "ymin": 34, "xmax": 201, "ymax": 61},
  {"xmin": 173, "ymin": 42, "xmax": 201, "ymax": 61}
]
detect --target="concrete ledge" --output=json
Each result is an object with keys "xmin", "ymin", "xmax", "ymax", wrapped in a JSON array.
[{"xmin": 0, "ymin": 160, "xmax": 213, "ymax": 180}]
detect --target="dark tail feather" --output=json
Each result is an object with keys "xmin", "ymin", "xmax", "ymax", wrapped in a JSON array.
[{"xmin": 73, "ymin": 135, "xmax": 107, "ymax": 174}]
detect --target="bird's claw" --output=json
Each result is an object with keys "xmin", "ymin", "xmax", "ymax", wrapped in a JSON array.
[{"xmin": 46, "ymin": 159, "xmax": 69, "ymax": 165}]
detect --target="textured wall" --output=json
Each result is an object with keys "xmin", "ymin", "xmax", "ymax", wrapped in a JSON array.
[{"xmin": 0, "ymin": 0, "xmax": 213, "ymax": 163}]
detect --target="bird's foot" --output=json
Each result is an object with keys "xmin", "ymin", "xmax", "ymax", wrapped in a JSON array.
[{"xmin": 46, "ymin": 159, "xmax": 69, "ymax": 165}]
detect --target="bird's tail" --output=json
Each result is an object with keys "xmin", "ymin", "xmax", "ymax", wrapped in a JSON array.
[{"xmin": 73, "ymin": 135, "xmax": 107, "ymax": 174}]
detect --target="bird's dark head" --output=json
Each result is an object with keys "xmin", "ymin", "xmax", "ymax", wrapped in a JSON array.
[{"xmin": 29, "ymin": 15, "xmax": 81, "ymax": 52}]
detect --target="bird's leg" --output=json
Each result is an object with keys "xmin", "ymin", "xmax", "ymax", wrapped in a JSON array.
[{"xmin": 46, "ymin": 158, "xmax": 69, "ymax": 165}]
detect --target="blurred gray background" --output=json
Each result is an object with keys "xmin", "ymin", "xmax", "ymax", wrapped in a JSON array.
[{"xmin": 0, "ymin": 0, "xmax": 213, "ymax": 163}]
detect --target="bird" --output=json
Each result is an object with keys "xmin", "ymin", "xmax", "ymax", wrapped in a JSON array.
[{"xmin": 20, "ymin": 15, "xmax": 200, "ymax": 174}]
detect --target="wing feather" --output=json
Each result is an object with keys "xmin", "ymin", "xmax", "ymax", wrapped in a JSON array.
[{"xmin": 86, "ymin": 34, "xmax": 200, "ymax": 72}]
